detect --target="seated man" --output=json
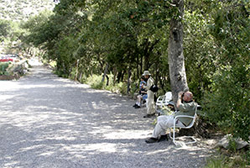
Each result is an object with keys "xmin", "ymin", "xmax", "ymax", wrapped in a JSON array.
[
  {"xmin": 133, "ymin": 76, "xmax": 147, "ymax": 108},
  {"xmin": 145, "ymin": 90, "xmax": 197, "ymax": 143}
]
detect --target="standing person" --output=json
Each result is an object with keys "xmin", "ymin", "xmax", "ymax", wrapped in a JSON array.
[
  {"xmin": 142, "ymin": 71, "xmax": 156, "ymax": 118},
  {"xmin": 145, "ymin": 91, "xmax": 197, "ymax": 143}
]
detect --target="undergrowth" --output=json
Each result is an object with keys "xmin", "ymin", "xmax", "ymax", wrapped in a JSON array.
[
  {"xmin": 205, "ymin": 147, "xmax": 249, "ymax": 168},
  {"xmin": 85, "ymin": 74, "xmax": 138, "ymax": 96}
]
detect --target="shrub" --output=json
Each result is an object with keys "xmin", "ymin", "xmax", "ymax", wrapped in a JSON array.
[
  {"xmin": 86, "ymin": 74, "xmax": 105, "ymax": 90},
  {"xmin": 203, "ymin": 64, "xmax": 250, "ymax": 142},
  {"xmin": 0, "ymin": 62, "xmax": 10, "ymax": 75},
  {"xmin": 85, "ymin": 74, "xmax": 131, "ymax": 95},
  {"xmin": 205, "ymin": 154, "xmax": 247, "ymax": 168}
]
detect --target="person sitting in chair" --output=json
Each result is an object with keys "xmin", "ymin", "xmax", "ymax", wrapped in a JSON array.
[
  {"xmin": 133, "ymin": 76, "xmax": 147, "ymax": 108},
  {"xmin": 145, "ymin": 90, "xmax": 197, "ymax": 143}
]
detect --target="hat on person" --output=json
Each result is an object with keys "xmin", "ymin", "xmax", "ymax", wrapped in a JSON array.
[{"xmin": 142, "ymin": 71, "xmax": 151, "ymax": 76}]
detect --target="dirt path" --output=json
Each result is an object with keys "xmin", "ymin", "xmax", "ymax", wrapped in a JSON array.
[{"xmin": 0, "ymin": 60, "xmax": 213, "ymax": 168}]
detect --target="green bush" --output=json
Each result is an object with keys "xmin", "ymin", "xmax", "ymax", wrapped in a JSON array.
[
  {"xmin": 85, "ymin": 74, "xmax": 130, "ymax": 95},
  {"xmin": 69, "ymin": 67, "xmax": 77, "ymax": 80},
  {"xmin": 86, "ymin": 74, "xmax": 105, "ymax": 90},
  {"xmin": 115, "ymin": 82, "xmax": 127, "ymax": 95},
  {"xmin": 0, "ymin": 62, "xmax": 10, "ymax": 75},
  {"xmin": 245, "ymin": 150, "xmax": 250, "ymax": 165},
  {"xmin": 205, "ymin": 154, "xmax": 248, "ymax": 168},
  {"xmin": 203, "ymin": 64, "xmax": 250, "ymax": 141}
]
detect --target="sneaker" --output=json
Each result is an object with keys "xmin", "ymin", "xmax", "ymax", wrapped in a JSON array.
[
  {"xmin": 158, "ymin": 134, "xmax": 168, "ymax": 142},
  {"xmin": 133, "ymin": 104, "xmax": 137, "ymax": 107},
  {"xmin": 135, "ymin": 105, "xmax": 141, "ymax": 109},
  {"xmin": 145, "ymin": 137, "xmax": 158, "ymax": 143}
]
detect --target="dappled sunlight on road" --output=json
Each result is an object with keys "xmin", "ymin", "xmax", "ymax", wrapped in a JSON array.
[
  {"xmin": 84, "ymin": 143, "xmax": 117, "ymax": 153},
  {"xmin": 90, "ymin": 126, "xmax": 150, "ymax": 140},
  {"xmin": 0, "ymin": 64, "xmax": 212, "ymax": 167}
]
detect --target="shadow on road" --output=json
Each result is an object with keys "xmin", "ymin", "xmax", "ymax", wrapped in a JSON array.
[{"xmin": 0, "ymin": 64, "xmax": 212, "ymax": 168}]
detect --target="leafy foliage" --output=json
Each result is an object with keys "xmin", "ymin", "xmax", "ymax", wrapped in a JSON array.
[
  {"xmin": 202, "ymin": 0, "xmax": 250, "ymax": 141},
  {"xmin": 0, "ymin": 62, "xmax": 10, "ymax": 75},
  {"xmin": 18, "ymin": 0, "xmax": 250, "ymax": 142},
  {"xmin": 205, "ymin": 154, "xmax": 248, "ymax": 168},
  {"xmin": 0, "ymin": 19, "xmax": 11, "ymax": 41},
  {"xmin": 0, "ymin": 0, "xmax": 55, "ymax": 21}
]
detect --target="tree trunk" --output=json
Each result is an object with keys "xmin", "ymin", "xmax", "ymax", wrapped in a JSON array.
[
  {"xmin": 168, "ymin": 0, "xmax": 188, "ymax": 106},
  {"xmin": 117, "ymin": 71, "xmax": 122, "ymax": 83},
  {"xmin": 102, "ymin": 63, "xmax": 109, "ymax": 82},
  {"xmin": 113, "ymin": 67, "xmax": 117, "ymax": 85},
  {"xmin": 140, "ymin": 53, "xmax": 143, "ymax": 76},
  {"xmin": 136, "ymin": 53, "xmax": 139, "ymax": 79},
  {"xmin": 127, "ymin": 66, "xmax": 131, "ymax": 94},
  {"xmin": 144, "ymin": 39, "xmax": 150, "ymax": 70},
  {"xmin": 75, "ymin": 59, "xmax": 79, "ymax": 81},
  {"xmin": 106, "ymin": 75, "xmax": 109, "ymax": 86}
]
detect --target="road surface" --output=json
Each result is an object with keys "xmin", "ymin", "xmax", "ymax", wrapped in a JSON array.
[{"xmin": 0, "ymin": 60, "xmax": 212, "ymax": 168}]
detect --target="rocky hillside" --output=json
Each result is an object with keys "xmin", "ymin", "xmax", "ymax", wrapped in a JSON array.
[{"xmin": 0, "ymin": 0, "xmax": 56, "ymax": 21}]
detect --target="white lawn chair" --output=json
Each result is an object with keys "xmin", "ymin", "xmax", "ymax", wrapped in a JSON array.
[
  {"xmin": 155, "ymin": 92, "xmax": 174, "ymax": 115},
  {"xmin": 169, "ymin": 105, "xmax": 198, "ymax": 146}
]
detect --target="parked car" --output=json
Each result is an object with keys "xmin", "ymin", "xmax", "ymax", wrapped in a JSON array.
[
  {"xmin": 9, "ymin": 54, "xmax": 21, "ymax": 62},
  {"xmin": 0, "ymin": 56, "xmax": 13, "ymax": 62},
  {"xmin": 0, "ymin": 54, "xmax": 20, "ymax": 62}
]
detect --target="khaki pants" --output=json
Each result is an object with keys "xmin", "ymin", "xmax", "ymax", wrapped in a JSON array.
[
  {"xmin": 152, "ymin": 115, "xmax": 185, "ymax": 138},
  {"xmin": 147, "ymin": 90, "xmax": 155, "ymax": 115}
]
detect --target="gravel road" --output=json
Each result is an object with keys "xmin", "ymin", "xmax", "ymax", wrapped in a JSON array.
[{"xmin": 0, "ymin": 60, "xmax": 213, "ymax": 168}]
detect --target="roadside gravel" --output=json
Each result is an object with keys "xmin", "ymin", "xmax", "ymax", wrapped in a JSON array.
[{"xmin": 0, "ymin": 59, "xmax": 214, "ymax": 168}]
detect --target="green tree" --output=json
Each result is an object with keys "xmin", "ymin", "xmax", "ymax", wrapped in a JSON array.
[
  {"xmin": 203, "ymin": 0, "xmax": 250, "ymax": 141},
  {"xmin": 20, "ymin": 0, "xmax": 250, "ymax": 141},
  {"xmin": 0, "ymin": 19, "xmax": 11, "ymax": 41}
]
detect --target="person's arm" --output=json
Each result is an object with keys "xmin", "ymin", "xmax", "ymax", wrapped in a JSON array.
[
  {"xmin": 144, "ymin": 77, "xmax": 153, "ymax": 90},
  {"xmin": 140, "ymin": 83, "xmax": 146, "ymax": 93},
  {"xmin": 176, "ymin": 91, "xmax": 183, "ymax": 109}
]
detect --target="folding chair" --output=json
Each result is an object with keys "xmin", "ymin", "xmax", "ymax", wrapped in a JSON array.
[
  {"xmin": 169, "ymin": 105, "xmax": 198, "ymax": 146},
  {"xmin": 155, "ymin": 92, "xmax": 174, "ymax": 115}
]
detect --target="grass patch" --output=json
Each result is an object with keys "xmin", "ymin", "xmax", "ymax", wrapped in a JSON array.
[{"xmin": 205, "ymin": 148, "xmax": 250, "ymax": 168}]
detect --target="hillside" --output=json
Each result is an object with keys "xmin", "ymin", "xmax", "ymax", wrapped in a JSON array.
[{"xmin": 0, "ymin": 0, "xmax": 56, "ymax": 21}]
